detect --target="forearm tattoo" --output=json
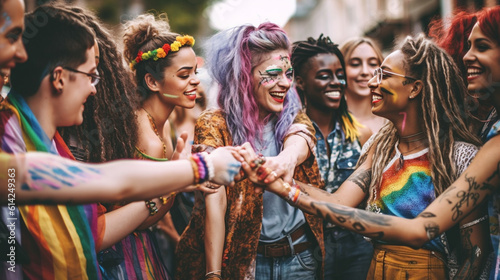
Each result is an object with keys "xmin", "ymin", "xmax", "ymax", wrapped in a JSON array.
[
  {"xmin": 424, "ymin": 222, "xmax": 439, "ymax": 240},
  {"xmin": 306, "ymin": 201, "xmax": 391, "ymax": 238},
  {"xmin": 347, "ymin": 168, "xmax": 372, "ymax": 193}
]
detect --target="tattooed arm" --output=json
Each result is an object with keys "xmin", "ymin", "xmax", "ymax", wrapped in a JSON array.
[
  {"xmin": 240, "ymin": 140, "xmax": 374, "ymax": 207},
  {"xmin": 237, "ymin": 135, "xmax": 500, "ymax": 248},
  {"xmin": 0, "ymin": 147, "xmax": 241, "ymax": 204}
]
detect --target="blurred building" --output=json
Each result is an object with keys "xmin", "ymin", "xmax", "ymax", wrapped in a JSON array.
[{"xmin": 284, "ymin": 0, "xmax": 499, "ymax": 51}]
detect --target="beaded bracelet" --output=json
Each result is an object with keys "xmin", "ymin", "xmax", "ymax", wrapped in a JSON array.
[
  {"xmin": 197, "ymin": 153, "xmax": 209, "ymax": 181},
  {"xmin": 285, "ymin": 181, "xmax": 301, "ymax": 204},
  {"xmin": 189, "ymin": 156, "xmax": 201, "ymax": 184},
  {"xmin": 145, "ymin": 200, "xmax": 159, "ymax": 216},
  {"xmin": 201, "ymin": 152, "xmax": 215, "ymax": 181},
  {"xmin": 189, "ymin": 153, "xmax": 211, "ymax": 184},
  {"xmin": 192, "ymin": 153, "xmax": 207, "ymax": 181}
]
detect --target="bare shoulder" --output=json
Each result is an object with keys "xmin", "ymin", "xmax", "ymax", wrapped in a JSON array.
[{"xmin": 358, "ymin": 126, "xmax": 373, "ymax": 147}]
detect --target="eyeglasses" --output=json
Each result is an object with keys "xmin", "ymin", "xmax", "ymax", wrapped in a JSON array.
[
  {"xmin": 63, "ymin": 67, "xmax": 100, "ymax": 86},
  {"xmin": 373, "ymin": 68, "xmax": 417, "ymax": 84}
]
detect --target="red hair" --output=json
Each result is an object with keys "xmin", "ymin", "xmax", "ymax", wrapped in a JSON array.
[
  {"xmin": 428, "ymin": 10, "xmax": 477, "ymax": 75},
  {"xmin": 477, "ymin": 6, "xmax": 500, "ymax": 45}
]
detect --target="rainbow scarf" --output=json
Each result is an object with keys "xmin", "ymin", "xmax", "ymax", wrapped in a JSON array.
[{"xmin": 0, "ymin": 92, "xmax": 102, "ymax": 279}]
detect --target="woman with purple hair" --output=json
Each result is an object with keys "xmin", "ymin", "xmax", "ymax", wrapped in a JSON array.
[{"xmin": 175, "ymin": 23, "xmax": 325, "ymax": 279}]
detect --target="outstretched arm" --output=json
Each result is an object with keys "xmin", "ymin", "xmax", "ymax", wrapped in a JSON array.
[
  {"xmin": 0, "ymin": 147, "xmax": 241, "ymax": 205},
  {"xmin": 237, "ymin": 135, "xmax": 500, "ymax": 248},
  {"xmin": 262, "ymin": 112, "xmax": 317, "ymax": 184}
]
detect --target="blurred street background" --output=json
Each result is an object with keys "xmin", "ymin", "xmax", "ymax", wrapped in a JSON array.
[{"xmin": 24, "ymin": 0, "xmax": 500, "ymax": 57}]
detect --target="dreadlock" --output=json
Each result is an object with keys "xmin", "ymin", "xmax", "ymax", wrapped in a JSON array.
[
  {"xmin": 56, "ymin": 4, "xmax": 139, "ymax": 162},
  {"xmin": 291, "ymin": 34, "xmax": 360, "ymax": 142},
  {"xmin": 367, "ymin": 35, "xmax": 481, "ymax": 204}
]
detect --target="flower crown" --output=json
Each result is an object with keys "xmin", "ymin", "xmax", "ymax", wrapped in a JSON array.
[{"xmin": 129, "ymin": 35, "xmax": 195, "ymax": 70}]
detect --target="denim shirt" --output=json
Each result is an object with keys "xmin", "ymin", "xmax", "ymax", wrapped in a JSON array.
[{"xmin": 313, "ymin": 121, "xmax": 361, "ymax": 193}]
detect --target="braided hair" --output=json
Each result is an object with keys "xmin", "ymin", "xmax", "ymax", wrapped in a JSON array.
[
  {"xmin": 291, "ymin": 34, "xmax": 359, "ymax": 142},
  {"xmin": 367, "ymin": 35, "xmax": 481, "ymax": 203}
]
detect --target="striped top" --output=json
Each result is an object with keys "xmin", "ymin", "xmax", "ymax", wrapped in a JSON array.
[
  {"xmin": 96, "ymin": 147, "xmax": 171, "ymax": 279},
  {"xmin": 0, "ymin": 94, "xmax": 104, "ymax": 279}
]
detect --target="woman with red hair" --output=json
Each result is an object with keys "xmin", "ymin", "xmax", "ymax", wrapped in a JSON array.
[{"xmin": 429, "ymin": 8, "xmax": 498, "ymax": 141}]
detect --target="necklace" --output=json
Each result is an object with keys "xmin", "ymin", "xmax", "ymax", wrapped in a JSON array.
[
  {"xmin": 397, "ymin": 141, "xmax": 427, "ymax": 170},
  {"xmin": 400, "ymin": 135, "xmax": 426, "ymax": 143},
  {"xmin": 400, "ymin": 131, "xmax": 424, "ymax": 138},
  {"xmin": 142, "ymin": 107, "xmax": 167, "ymax": 158}
]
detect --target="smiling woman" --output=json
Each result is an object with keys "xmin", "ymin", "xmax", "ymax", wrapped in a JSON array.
[
  {"xmin": 291, "ymin": 35, "xmax": 373, "ymax": 279},
  {"xmin": 124, "ymin": 13, "xmax": 200, "ymax": 160},
  {"xmin": 341, "ymin": 37, "xmax": 386, "ymax": 135},
  {"xmin": 249, "ymin": 34, "xmax": 491, "ymax": 280},
  {"xmin": 176, "ymin": 22, "xmax": 325, "ymax": 280}
]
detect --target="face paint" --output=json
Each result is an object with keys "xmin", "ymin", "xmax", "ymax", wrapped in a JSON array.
[
  {"xmin": 225, "ymin": 162, "xmax": 242, "ymax": 183},
  {"xmin": 0, "ymin": 12, "xmax": 12, "ymax": 33},
  {"xmin": 258, "ymin": 65, "xmax": 294, "ymax": 86},
  {"xmin": 252, "ymin": 49, "xmax": 292, "ymax": 118},
  {"xmin": 162, "ymin": 93, "xmax": 180, "ymax": 98},
  {"xmin": 380, "ymin": 87, "xmax": 395, "ymax": 96},
  {"xmin": 399, "ymin": 112, "xmax": 407, "ymax": 132}
]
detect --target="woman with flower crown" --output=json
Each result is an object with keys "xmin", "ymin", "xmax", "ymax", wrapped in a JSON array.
[{"xmin": 88, "ymin": 13, "xmax": 203, "ymax": 279}]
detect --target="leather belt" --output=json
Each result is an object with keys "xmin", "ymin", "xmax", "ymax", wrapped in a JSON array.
[{"xmin": 257, "ymin": 225, "xmax": 312, "ymax": 258}]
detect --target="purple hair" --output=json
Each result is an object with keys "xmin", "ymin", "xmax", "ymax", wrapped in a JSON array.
[{"xmin": 205, "ymin": 22, "xmax": 300, "ymax": 148}]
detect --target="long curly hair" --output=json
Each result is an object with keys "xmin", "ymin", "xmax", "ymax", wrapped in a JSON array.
[
  {"xmin": 205, "ymin": 22, "xmax": 301, "ymax": 148},
  {"xmin": 291, "ymin": 34, "xmax": 360, "ymax": 142},
  {"xmin": 55, "ymin": 4, "xmax": 139, "ymax": 162},
  {"xmin": 366, "ymin": 35, "xmax": 481, "ymax": 204}
]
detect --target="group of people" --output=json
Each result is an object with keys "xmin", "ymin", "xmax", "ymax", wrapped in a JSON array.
[{"xmin": 0, "ymin": 0, "xmax": 500, "ymax": 280}]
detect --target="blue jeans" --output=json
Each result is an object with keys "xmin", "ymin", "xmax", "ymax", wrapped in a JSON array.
[
  {"xmin": 256, "ymin": 248, "xmax": 318, "ymax": 280},
  {"xmin": 324, "ymin": 227, "xmax": 373, "ymax": 280}
]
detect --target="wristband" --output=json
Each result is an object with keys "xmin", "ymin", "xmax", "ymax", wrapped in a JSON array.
[
  {"xmin": 145, "ymin": 200, "xmax": 159, "ymax": 216},
  {"xmin": 201, "ymin": 152, "xmax": 215, "ymax": 181}
]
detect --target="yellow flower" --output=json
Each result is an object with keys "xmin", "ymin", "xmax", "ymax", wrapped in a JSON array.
[
  {"xmin": 157, "ymin": 48, "xmax": 166, "ymax": 58},
  {"xmin": 185, "ymin": 36, "xmax": 195, "ymax": 46},
  {"xmin": 176, "ymin": 36, "xmax": 187, "ymax": 45},
  {"xmin": 171, "ymin": 41, "xmax": 182, "ymax": 52}
]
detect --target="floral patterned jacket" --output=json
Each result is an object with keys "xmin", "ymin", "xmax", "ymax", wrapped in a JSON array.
[{"xmin": 175, "ymin": 109, "xmax": 325, "ymax": 280}]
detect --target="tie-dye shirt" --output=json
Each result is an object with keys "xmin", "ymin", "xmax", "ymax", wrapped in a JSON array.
[
  {"xmin": 368, "ymin": 146, "xmax": 444, "ymax": 252},
  {"xmin": 0, "ymin": 95, "xmax": 104, "ymax": 279}
]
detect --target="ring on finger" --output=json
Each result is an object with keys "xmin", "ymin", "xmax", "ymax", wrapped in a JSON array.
[
  {"xmin": 252, "ymin": 157, "xmax": 266, "ymax": 169},
  {"xmin": 270, "ymin": 171, "xmax": 278, "ymax": 177}
]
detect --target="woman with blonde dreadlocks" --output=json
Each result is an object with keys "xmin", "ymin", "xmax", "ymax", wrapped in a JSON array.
[
  {"xmin": 291, "ymin": 34, "xmax": 373, "ymax": 280},
  {"xmin": 240, "ymin": 35, "xmax": 492, "ymax": 279}
]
